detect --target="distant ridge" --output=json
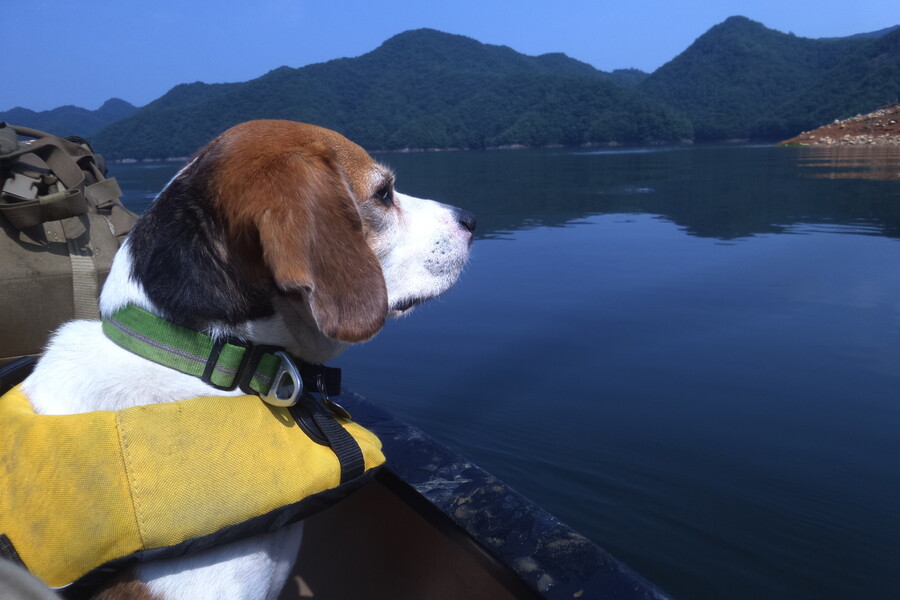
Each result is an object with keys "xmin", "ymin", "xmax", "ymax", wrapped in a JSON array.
[
  {"xmin": 5, "ymin": 18, "xmax": 900, "ymax": 155},
  {"xmin": 92, "ymin": 29, "xmax": 690, "ymax": 159},
  {"xmin": 765, "ymin": 27, "xmax": 900, "ymax": 137},
  {"xmin": 826, "ymin": 25, "xmax": 900, "ymax": 40},
  {"xmin": 0, "ymin": 99, "xmax": 137, "ymax": 138},
  {"xmin": 641, "ymin": 17, "xmax": 900, "ymax": 141}
]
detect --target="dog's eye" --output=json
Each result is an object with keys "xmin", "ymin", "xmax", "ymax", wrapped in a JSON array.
[{"xmin": 373, "ymin": 184, "xmax": 394, "ymax": 207}]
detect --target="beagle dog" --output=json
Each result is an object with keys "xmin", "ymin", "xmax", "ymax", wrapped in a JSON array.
[{"xmin": 21, "ymin": 120, "xmax": 475, "ymax": 599}]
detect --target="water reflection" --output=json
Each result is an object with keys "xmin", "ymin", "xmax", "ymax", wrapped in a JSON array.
[
  {"xmin": 112, "ymin": 145, "xmax": 900, "ymax": 243},
  {"xmin": 797, "ymin": 145, "xmax": 900, "ymax": 180},
  {"xmin": 374, "ymin": 145, "xmax": 900, "ymax": 242}
]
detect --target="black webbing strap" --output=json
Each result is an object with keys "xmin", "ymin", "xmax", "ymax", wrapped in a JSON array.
[
  {"xmin": 0, "ymin": 533, "xmax": 27, "ymax": 569},
  {"xmin": 298, "ymin": 363, "xmax": 342, "ymax": 398},
  {"xmin": 290, "ymin": 396, "xmax": 365, "ymax": 484}
]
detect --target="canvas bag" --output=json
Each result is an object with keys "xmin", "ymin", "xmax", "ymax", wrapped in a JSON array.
[{"xmin": 0, "ymin": 123, "xmax": 137, "ymax": 364}]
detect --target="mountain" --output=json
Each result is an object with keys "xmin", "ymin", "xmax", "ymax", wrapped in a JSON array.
[
  {"xmin": 639, "ymin": 16, "xmax": 900, "ymax": 140},
  {"xmin": 0, "ymin": 98, "xmax": 137, "ymax": 138},
  {"xmin": 390, "ymin": 73, "xmax": 690, "ymax": 149},
  {"xmin": 7, "ymin": 19, "xmax": 899, "ymax": 153},
  {"xmin": 607, "ymin": 69, "xmax": 650, "ymax": 87},
  {"xmin": 92, "ymin": 29, "xmax": 690, "ymax": 158},
  {"xmin": 760, "ymin": 27, "xmax": 900, "ymax": 138},
  {"xmin": 831, "ymin": 25, "xmax": 900, "ymax": 40},
  {"xmin": 639, "ymin": 17, "xmax": 866, "ymax": 140}
]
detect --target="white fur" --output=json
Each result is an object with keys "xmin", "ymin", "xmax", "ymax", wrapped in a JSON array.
[
  {"xmin": 139, "ymin": 523, "xmax": 303, "ymax": 600},
  {"xmin": 21, "ymin": 161, "xmax": 470, "ymax": 598},
  {"xmin": 378, "ymin": 193, "xmax": 473, "ymax": 316}
]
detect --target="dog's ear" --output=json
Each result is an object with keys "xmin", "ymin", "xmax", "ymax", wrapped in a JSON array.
[{"xmin": 224, "ymin": 147, "xmax": 388, "ymax": 343}]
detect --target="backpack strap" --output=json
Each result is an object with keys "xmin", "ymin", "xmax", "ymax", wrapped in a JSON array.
[
  {"xmin": 0, "ymin": 124, "xmax": 137, "ymax": 321},
  {"xmin": 0, "ymin": 124, "xmax": 92, "ymax": 229},
  {"xmin": 0, "ymin": 124, "xmax": 18, "ymax": 155}
]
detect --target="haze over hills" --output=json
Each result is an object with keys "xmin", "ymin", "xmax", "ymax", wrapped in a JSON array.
[{"xmin": 2, "ymin": 17, "xmax": 898, "ymax": 157}]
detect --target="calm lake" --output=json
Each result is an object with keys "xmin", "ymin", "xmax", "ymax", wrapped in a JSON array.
[{"xmin": 113, "ymin": 144, "xmax": 900, "ymax": 600}]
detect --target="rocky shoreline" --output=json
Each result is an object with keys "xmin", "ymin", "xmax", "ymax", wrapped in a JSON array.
[{"xmin": 779, "ymin": 104, "xmax": 900, "ymax": 146}]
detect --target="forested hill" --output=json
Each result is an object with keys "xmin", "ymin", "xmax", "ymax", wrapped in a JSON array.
[
  {"xmin": 0, "ymin": 99, "xmax": 136, "ymax": 138},
  {"xmin": 8, "ymin": 18, "xmax": 899, "ymax": 156},
  {"xmin": 92, "ymin": 29, "xmax": 689, "ymax": 159},
  {"xmin": 640, "ymin": 16, "xmax": 900, "ymax": 141},
  {"xmin": 763, "ymin": 25, "xmax": 900, "ymax": 139}
]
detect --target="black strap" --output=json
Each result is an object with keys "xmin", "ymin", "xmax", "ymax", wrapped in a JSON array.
[
  {"xmin": 0, "ymin": 357, "xmax": 36, "ymax": 395},
  {"xmin": 298, "ymin": 362, "xmax": 342, "ymax": 397},
  {"xmin": 312, "ymin": 406, "xmax": 365, "ymax": 483},
  {"xmin": 290, "ymin": 396, "xmax": 365, "ymax": 484},
  {"xmin": 0, "ymin": 534, "xmax": 27, "ymax": 569}
]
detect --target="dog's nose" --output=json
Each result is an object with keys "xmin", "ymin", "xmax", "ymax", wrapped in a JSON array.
[{"xmin": 454, "ymin": 208, "xmax": 477, "ymax": 233}]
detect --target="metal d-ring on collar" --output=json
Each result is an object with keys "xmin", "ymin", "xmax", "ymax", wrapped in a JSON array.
[{"xmin": 260, "ymin": 351, "xmax": 304, "ymax": 407}]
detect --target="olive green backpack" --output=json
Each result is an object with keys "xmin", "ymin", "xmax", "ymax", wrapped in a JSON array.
[{"xmin": 0, "ymin": 123, "xmax": 138, "ymax": 364}]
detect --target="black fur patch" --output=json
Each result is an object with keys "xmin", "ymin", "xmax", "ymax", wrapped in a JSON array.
[{"xmin": 128, "ymin": 161, "xmax": 274, "ymax": 329}]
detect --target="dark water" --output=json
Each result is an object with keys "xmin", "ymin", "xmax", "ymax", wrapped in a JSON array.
[{"xmin": 113, "ymin": 145, "xmax": 900, "ymax": 600}]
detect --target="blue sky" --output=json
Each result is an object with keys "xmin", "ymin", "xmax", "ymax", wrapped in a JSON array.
[{"xmin": 5, "ymin": 0, "xmax": 898, "ymax": 112}]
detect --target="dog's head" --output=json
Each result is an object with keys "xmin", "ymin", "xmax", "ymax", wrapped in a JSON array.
[{"xmin": 113, "ymin": 120, "xmax": 474, "ymax": 358}]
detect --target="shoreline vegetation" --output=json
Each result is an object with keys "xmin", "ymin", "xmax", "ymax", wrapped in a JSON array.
[
  {"xmin": 111, "ymin": 138, "xmax": 704, "ymax": 164},
  {"xmin": 112, "ymin": 100, "xmax": 900, "ymax": 163}
]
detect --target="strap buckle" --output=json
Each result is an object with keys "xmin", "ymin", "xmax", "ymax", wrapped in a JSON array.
[{"xmin": 200, "ymin": 336, "xmax": 251, "ymax": 391}]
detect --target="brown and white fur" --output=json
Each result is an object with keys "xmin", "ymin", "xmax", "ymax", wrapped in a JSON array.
[{"xmin": 21, "ymin": 120, "xmax": 475, "ymax": 599}]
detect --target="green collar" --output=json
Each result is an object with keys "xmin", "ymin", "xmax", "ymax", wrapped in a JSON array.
[{"xmin": 101, "ymin": 304, "xmax": 341, "ymax": 406}]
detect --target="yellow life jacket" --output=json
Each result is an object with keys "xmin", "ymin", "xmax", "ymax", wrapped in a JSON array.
[{"xmin": 0, "ymin": 384, "xmax": 384, "ymax": 589}]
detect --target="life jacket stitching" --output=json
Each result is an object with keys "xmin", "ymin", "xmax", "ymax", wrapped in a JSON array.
[{"xmin": 115, "ymin": 411, "xmax": 148, "ymax": 549}]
